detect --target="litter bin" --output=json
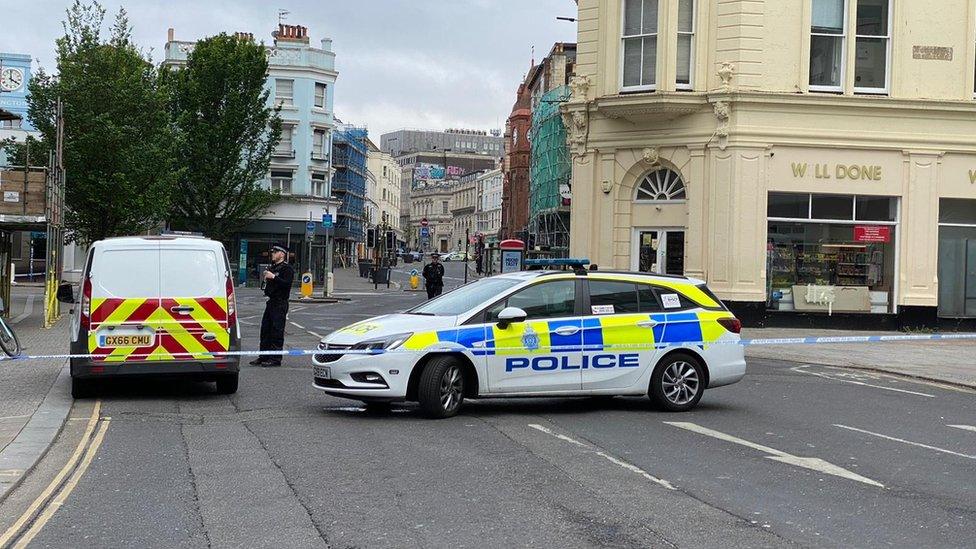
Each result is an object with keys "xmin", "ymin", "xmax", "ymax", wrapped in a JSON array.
[
  {"xmin": 358, "ymin": 260, "xmax": 370, "ymax": 278},
  {"xmin": 371, "ymin": 266, "xmax": 390, "ymax": 285}
]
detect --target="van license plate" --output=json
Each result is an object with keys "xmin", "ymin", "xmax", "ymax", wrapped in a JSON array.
[
  {"xmin": 99, "ymin": 334, "xmax": 154, "ymax": 347},
  {"xmin": 314, "ymin": 365, "xmax": 332, "ymax": 379}
]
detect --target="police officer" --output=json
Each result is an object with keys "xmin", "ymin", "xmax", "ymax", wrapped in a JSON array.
[
  {"xmin": 422, "ymin": 252, "xmax": 445, "ymax": 299},
  {"xmin": 251, "ymin": 245, "xmax": 295, "ymax": 367}
]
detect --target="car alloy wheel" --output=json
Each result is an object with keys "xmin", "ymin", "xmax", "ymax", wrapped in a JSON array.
[
  {"xmin": 661, "ymin": 360, "xmax": 700, "ymax": 406},
  {"xmin": 440, "ymin": 365, "xmax": 463, "ymax": 412}
]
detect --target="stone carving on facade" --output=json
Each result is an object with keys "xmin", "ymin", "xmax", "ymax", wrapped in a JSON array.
[
  {"xmin": 601, "ymin": 179, "xmax": 614, "ymax": 194},
  {"xmin": 641, "ymin": 147, "xmax": 660, "ymax": 167},
  {"xmin": 569, "ymin": 75, "xmax": 590, "ymax": 103},
  {"xmin": 563, "ymin": 108, "xmax": 590, "ymax": 163},
  {"xmin": 718, "ymin": 62, "xmax": 735, "ymax": 91},
  {"xmin": 713, "ymin": 101, "xmax": 731, "ymax": 149}
]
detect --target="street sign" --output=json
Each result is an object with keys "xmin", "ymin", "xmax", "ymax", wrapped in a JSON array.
[
  {"xmin": 306, "ymin": 221, "xmax": 316, "ymax": 232},
  {"xmin": 300, "ymin": 272, "xmax": 313, "ymax": 298},
  {"xmin": 322, "ymin": 214, "xmax": 333, "ymax": 228},
  {"xmin": 420, "ymin": 227, "xmax": 430, "ymax": 237},
  {"xmin": 421, "ymin": 218, "xmax": 429, "ymax": 227}
]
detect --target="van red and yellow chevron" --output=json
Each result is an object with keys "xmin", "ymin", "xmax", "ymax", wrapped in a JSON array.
[{"xmin": 87, "ymin": 297, "xmax": 229, "ymax": 362}]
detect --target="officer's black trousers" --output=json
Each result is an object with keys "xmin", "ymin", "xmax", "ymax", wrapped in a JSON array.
[
  {"xmin": 259, "ymin": 298, "xmax": 289, "ymax": 364},
  {"xmin": 426, "ymin": 285, "xmax": 443, "ymax": 299}
]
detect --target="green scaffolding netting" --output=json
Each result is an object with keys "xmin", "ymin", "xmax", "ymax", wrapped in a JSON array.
[{"xmin": 529, "ymin": 85, "xmax": 571, "ymax": 217}]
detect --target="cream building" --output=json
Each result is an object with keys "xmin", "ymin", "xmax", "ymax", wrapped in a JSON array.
[
  {"xmin": 451, "ymin": 174, "xmax": 480, "ymax": 250},
  {"xmin": 411, "ymin": 184, "xmax": 455, "ymax": 253},
  {"xmin": 477, "ymin": 169, "xmax": 504, "ymax": 242},
  {"xmin": 566, "ymin": 0, "xmax": 976, "ymax": 326},
  {"xmin": 367, "ymin": 147, "xmax": 403, "ymax": 239}
]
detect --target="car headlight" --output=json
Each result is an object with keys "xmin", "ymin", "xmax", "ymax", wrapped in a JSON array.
[{"xmin": 350, "ymin": 332, "xmax": 413, "ymax": 351}]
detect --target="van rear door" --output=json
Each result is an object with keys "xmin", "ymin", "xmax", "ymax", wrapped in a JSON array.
[
  {"xmin": 88, "ymin": 243, "xmax": 162, "ymax": 362},
  {"xmin": 157, "ymin": 245, "xmax": 230, "ymax": 361}
]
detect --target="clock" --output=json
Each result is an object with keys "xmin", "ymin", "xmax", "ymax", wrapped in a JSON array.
[{"xmin": 0, "ymin": 67, "xmax": 25, "ymax": 92}]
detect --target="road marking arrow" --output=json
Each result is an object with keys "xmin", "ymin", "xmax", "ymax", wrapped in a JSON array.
[
  {"xmin": 836, "ymin": 424, "xmax": 976, "ymax": 460},
  {"xmin": 664, "ymin": 421, "xmax": 884, "ymax": 488},
  {"xmin": 948, "ymin": 424, "xmax": 976, "ymax": 433}
]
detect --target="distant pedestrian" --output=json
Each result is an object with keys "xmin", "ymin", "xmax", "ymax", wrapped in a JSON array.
[
  {"xmin": 475, "ymin": 253, "xmax": 484, "ymax": 276},
  {"xmin": 423, "ymin": 252, "xmax": 445, "ymax": 299},
  {"xmin": 589, "ymin": 264, "xmax": 599, "ymax": 271},
  {"xmin": 252, "ymin": 245, "xmax": 294, "ymax": 367}
]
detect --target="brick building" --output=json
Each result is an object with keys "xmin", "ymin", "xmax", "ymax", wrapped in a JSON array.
[{"xmin": 501, "ymin": 78, "xmax": 533, "ymax": 241}]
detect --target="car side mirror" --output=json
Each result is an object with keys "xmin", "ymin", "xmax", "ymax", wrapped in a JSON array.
[
  {"xmin": 496, "ymin": 307, "xmax": 527, "ymax": 328},
  {"xmin": 57, "ymin": 282, "xmax": 76, "ymax": 304}
]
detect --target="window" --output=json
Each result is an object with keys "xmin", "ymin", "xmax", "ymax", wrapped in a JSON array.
[
  {"xmin": 588, "ymin": 281, "xmax": 640, "ymax": 314},
  {"xmin": 442, "ymin": 201, "xmax": 449, "ymax": 214},
  {"xmin": 312, "ymin": 129, "xmax": 326, "ymax": 159},
  {"xmin": 275, "ymin": 79, "xmax": 294, "ymax": 106},
  {"xmin": 809, "ymin": 0, "xmax": 846, "ymax": 91},
  {"xmin": 768, "ymin": 193, "xmax": 897, "ymax": 222},
  {"xmin": 160, "ymin": 249, "xmax": 220, "ymax": 297},
  {"xmin": 276, "ymin": 125, "xmax": 294, "ymax": 157},
  {"xmin": 314, "ymin": 83, "xmax": 327, "ymax": 108},
  {"xmin": 502, "ymin": 280, "xmax": 577, "ymax": 320},
  {"xmin": 94, "ymin": 249, "xmax": 159, "ymax": 297},
  {"xmin": 652, "ymin": 287, "xmax": 696, "ymax": 311},
  {"xmin": 271, "ymin": 170, "xmax": 293, "ymax": 195},
  {"xmin": 676, "ymin": 0, "xmax": 695, "ymax": 89},
  {"xmin": 637, "ymin": 285, "xmax": 662, "ymax": 312},
  {"xmin": 415, "ymin": 277, "xmax": 524, "ymax": 317},
  {"xmin": 312, "ymin": 172, "xmax": 326, "ymax": 197},
  {"xmin": 854, "ymin": 0, "xmax": 890, "ymax": 93},
  {"xmin": 635, "ymin": 168, "xmax": 686, "ymax": 201},
  {"xmin": 622, "ymin": 0, "xmax": 658, "ymax": 90}
]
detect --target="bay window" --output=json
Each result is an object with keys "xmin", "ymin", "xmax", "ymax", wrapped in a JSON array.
[
  {"xmin": 622, "ymin": 0, "xmax": 658, "ymax": 90},
  {"xmin": 809, "ymin": 0, "xmax": 846, "ymax": 91}
]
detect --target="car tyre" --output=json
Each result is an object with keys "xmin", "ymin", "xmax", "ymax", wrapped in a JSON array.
[
  {"xmin": 215, "ymin": 373, "xmax": 239, "ymax": 395},
  {"xmin": 418, "ymin": 356, "xmax": 465, "ymax": 419},
  {"xmin": 71, "ymin": 377, "xmax": 96, "ymax": 399},
  {"xmin": 649, "ymin": 353, "xmax": 705, "ymax": 412}
]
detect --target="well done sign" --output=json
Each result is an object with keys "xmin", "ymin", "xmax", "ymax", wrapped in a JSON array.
[{"xmin": 791, "ymin": 163, "xmax": 883, "ymax": 181}]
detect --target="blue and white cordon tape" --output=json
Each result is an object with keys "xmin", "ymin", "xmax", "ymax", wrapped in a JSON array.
[{"xmin": 1, "ymin": 332, "xmax": 975, "ymax": 362}]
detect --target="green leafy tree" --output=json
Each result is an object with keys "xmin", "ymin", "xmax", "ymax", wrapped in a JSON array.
[
  {"xmin": 28, "ymin": 1, "xmax": 176, "ymax": 244},
  {"xmin": 166, "ymin": 33, "xmax": 282, "ymax": 240},
  {"xmin": 0, "ymin": 136, "xmax": 50, "ymax": 168}
]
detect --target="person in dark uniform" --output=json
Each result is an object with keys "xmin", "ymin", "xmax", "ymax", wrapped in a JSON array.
[
  {"xmin": 251, "ymin": 245, "xmax": 294, "ymax": 367},
  {"xmin": 422, "ymin": 252, "xmax": 445, "ymax": 299}
]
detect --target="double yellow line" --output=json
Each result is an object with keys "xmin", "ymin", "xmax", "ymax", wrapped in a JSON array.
[{"xmin": 0, "ymin": 401, "xmax": 110, "ymax": 548}]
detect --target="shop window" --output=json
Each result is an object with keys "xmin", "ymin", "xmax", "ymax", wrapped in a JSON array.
[
  {"xmin": 854, "ymin": 0, "xmax": 890, "ymax": 93},
  {"xmin": 635, "ymin": 168, "xmax": 686, "ymax": 202},
  {"xmin": 768, "ymin": 193, "xmax": 810, "ymax": 219},
  {"xmin": 810, "ymin": 0, "xmax": 846, "ymax": 91},
  {"xmin": 939, "ymin": 198, "xmax": 976, "ymax": 225},
  {"xmin": 767, "ymin": 193, "xmax": 898, "ymax": 315},
  {"xmin": 622, "ymin": 0, "xmax": 658, "ymax": 90},
  {"xmin": 811, "ymin": 194, "xmax": 853, "ymax": 220}
]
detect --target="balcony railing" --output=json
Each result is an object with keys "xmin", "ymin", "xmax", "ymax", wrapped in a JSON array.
[
  {"xmin": 272, "ymin": 148, "xmax": 296, "ymax": 159},
  {"xmin": 310, "ymin": 151, "xmax": 330, "ymax": 162}
]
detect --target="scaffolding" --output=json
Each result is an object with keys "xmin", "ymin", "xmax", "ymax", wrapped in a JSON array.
[
  {"xmin": 332, "ymin": 126, "xmax": 368, "ymax": 262},
  {"xmin": 528, "ymin": 85, "xmax": 571, "ymax": 255}
]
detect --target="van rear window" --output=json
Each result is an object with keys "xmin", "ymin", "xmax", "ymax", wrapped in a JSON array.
[
  {"xmin": 93, "ymin": 249, "xmax": 159, "ymax": 298},
  {"xmin": 160, "ymin": 249, "xmax": 221, "ymax": 297}
]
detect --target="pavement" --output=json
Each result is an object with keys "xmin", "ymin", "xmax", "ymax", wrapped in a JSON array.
[
  {"xmin": 0, "ymin": 288, "xmax": 71, "ymax": 503},
  {"xmin": 1, "ymin": 269, "xmax": 975, "ymax": 547}
]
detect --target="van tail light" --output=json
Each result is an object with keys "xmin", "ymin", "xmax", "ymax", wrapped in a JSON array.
[
  {"xmin": 81, "ymin": 278, "xmax": 92, "ymax": 331},
  {"xmin": 225, "ymin": 276, "xmax": 237, "ymax": 331},
  {"xmin": 717, "ymin": 317, "xmax": 741, "ymax": 334}
]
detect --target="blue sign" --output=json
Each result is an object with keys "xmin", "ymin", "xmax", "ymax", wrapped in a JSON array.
[
  {"xmin": 322, "ymin": 214, "xmax": 333, "ymax": 228},
  {"xmin": 238, "ymin": 240, "xmax": 248, "ymax": 284},
  {"xmin": 306, "ymin": 221, "xmax": 316, "ymax": 232},
  {"xmin": 420, "ymin": 227, "xmax": 430, "ymax": 237}
]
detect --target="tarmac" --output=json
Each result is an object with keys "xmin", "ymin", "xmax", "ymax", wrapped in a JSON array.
[{"xmin": 1, "ymin": 279, "xmax": 974, "ymax": 508}]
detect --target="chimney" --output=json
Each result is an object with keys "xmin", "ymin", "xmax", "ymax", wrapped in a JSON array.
[
  {"xmin": 320, "ymin": 37, "xmax": 333, "ymax": 52},
  {"xmin": 275, "ymin": 23, "xmax": 310, "ymax": 44},
  {"xmin": 167, "ymin": 27, "xmax": 174, "ymax": 42}
]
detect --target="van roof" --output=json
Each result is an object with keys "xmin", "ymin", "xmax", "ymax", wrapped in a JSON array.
[{"xmin": 93, "ymin": 236, "xmax": 225, "ymax": 250}]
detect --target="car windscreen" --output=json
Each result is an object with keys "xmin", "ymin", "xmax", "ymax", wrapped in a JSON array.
[{"xmin": 407, "ymin": 277, "xmax": 524, "ymax": 316}]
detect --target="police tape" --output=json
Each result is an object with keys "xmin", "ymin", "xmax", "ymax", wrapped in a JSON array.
[{"xmin": 2, "ymin": 332, "xmax": 976, "ymax": 362}]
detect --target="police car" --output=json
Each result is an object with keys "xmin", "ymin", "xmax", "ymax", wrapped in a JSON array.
[{"xmin": 312, "ymin": 269, "xmax": 745, "ymax": 418}]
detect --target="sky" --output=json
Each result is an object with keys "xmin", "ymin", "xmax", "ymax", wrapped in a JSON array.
[{"xmin": 3, "ymin": 0, "xmax": 578, "ymax": 138}]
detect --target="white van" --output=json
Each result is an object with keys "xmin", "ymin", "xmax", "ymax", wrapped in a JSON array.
[{"xmin": 58, "ymin": 236, "xmax": 242, "ymax": 398}]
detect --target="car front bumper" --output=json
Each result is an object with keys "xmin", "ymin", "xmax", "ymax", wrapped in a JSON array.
[{"xmin": 312, "ymin": 349, "xmax": 420, "ymax": 400}]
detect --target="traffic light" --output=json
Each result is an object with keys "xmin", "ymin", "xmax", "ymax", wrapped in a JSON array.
[
  {"xmin": 385, "ymin": 230, "xmax": 396, "ymax": 250},
  {"xmin": 366, "ymin": 228, "xmax": 376, "ymax": 248}
]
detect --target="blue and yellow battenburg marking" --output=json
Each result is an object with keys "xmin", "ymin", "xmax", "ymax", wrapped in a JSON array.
[{"xmin": 400, "ymin": 310, "xmax": 733, "ymax": 356}]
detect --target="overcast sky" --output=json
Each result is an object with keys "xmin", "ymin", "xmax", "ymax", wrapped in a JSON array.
[{"xmin": 4, "ymin": 0, "xmax": 578, "ymax": 138}]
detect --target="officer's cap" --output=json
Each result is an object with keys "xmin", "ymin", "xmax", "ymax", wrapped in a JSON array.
[{"xmin": 271, "ymin": 245, "xmax": 289, "ymax": 254}]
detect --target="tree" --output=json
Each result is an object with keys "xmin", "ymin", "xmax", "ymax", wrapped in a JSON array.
[
  {"xmin": 28, "ymin": 1, "xmax": 176, "ymax": 244},
  {"xmin": 165, "ymin": 33, "xmax": 282, "ymax": 240},
  {"xmin": 0, "ymin": 136, "xmax": 50, "ymax": 168}
]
